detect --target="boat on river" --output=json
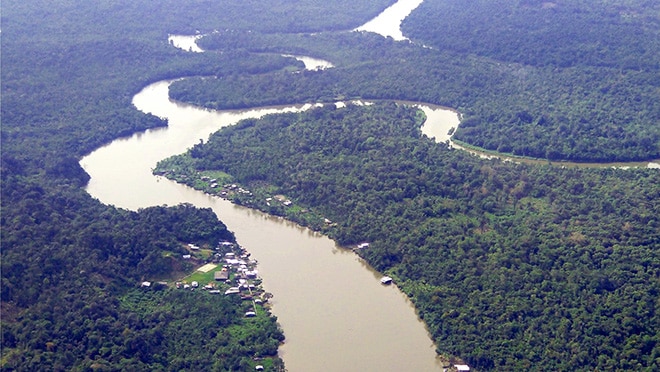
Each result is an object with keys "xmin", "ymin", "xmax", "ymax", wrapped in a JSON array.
[{"xmin": 380, "ymin": 276, "xmax": 393, "ymax": 285}]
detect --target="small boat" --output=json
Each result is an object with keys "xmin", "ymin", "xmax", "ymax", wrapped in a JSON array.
[{"xmin": 380, "ymin": 276, "xmax": 393, "ymax": 285}]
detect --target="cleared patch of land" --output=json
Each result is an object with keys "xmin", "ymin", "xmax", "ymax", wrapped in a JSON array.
[{"xmin": 197, "ymin": 263, "xmax": 217, "ymax": 273}]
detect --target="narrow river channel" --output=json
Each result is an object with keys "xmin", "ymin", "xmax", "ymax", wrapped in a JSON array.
[
  {"xmin": 81, "ymin": 81, "xmax": 452, "ymax": 372},
  {"xmin": 80, "ymin": 2, "xmax": 458, "ymax": 371}
]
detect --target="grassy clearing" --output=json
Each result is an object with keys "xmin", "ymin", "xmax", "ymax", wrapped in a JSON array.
[{"xmin": 182, "ymin": 268, "xmax": 223, "ymax": 285}]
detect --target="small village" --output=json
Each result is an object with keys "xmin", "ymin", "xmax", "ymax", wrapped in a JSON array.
[
  {"xmin": 143, "ymin": 175, "xmax": 472, "ymax": 371},
  {"xmin": 154, "ymin": 168, "xmax": 337, "ymax": 231},
  {"xmin": 141, "ymin": 240, "xmax": 271, "ymax": 320}
]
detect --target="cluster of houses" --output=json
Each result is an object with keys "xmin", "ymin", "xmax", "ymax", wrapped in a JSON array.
[
  {"xmin": 180, "ymin": 175, "xmax": 255, "ymax": 200},
  {"xmin": 158, "ymin": 171, "xmax": 300, "ymax": 216},
  {"xmin": 216, "ymin": 182, "xmax": 253, "ymax": 199},
  {"xmin": 179, "ymin": 241, "xmax": 267, "ymax": 317},
  {"xmin": 265, "ymin": 195, "xmax": 292, "ymax": 207},
  {"xmin": 199, "ymin": 176, "xmax": 298, "ymax": 212},
  {"xmin": 141, "ymin": 239, "xmax": 269, "ymax": 320}
]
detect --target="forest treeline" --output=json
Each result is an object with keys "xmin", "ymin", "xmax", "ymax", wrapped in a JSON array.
[
  {"xmin": 1, "ymin": 0, "xmax": 395, "ymax": 370},
  {"xmin": 171, "ymin": 5, "xmax": 660, "ymax": 162},
  {"xmin": 157, "ymin": 102, "xmax": 660, "ymax": 371}
]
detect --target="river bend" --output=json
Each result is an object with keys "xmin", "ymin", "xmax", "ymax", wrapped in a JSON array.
[
  {"xmin": 81, "ymin": 79, "xmax": 452, "ymax": 371},
  {"xmin": 84, "ymin": 4, "xmax": 452, "ymax": 369}
]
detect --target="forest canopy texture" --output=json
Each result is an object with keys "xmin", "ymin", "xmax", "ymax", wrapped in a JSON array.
[
  {"xmin": 158, "ymin": 103, "xmax": 659, "ymax": 371},
  {"xmin": 172, "ymin": 0, "xmax": 660, "ymax": 162},
  {"xmin": 2, "ymin": 0, "xmax": 659, "ymax": 371},
  {"xmin": 1, "ymin": 0, "xmax": 393, "ymax": 370}
]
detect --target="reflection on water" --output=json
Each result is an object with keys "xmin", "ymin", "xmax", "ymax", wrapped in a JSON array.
[
  {"xmin": 354, "ymin": 0, "xmax": 424, "ymax": 41},
  {"xmin": 168, "ymin": 34, "xmax": 203, "ymax": 52}
]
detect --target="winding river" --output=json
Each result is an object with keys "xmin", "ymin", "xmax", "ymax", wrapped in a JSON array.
[
  {"xmin": 80, "ymin": 1, "xmax": 658, "ymax": 370},
  {"xmin": 82, "ymin": 2, "xmax": 453, "ymax": 371},
  {"xmin": 81, "ymin": 81, "xmax": 452, "ymax": 372}
]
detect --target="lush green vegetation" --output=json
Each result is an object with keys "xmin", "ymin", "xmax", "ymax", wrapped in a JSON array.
[
  {"xmin": 0, "ymin": 185, "xmax": 286, "ymax": 370},
  {"xmin": 402, "ymin": 0, "xmax": 660, "ymax": 70},
  {"xmin": 157, "ymin": 103, "xmax": 660, "ymax": 371},
  {"xmin": 171, "ymin": 6, "xmax": 660, "ymax": 162},
  {"xmin": 1, "ymin": 0, "xmax": 395, "ymax": 370},
  {"xmin": 3, "ymin": 0, "xmax": 659, "ymax": 370},
  {"xmin": 402, "ymin": 0, "xmax": 660, "ymax": 162}
]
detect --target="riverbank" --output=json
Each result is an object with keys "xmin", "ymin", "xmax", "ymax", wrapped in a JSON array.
[
  {"xmin": 451, "ymin": 139, "xmax": 660, "ymax": 169},
  {"xmin": 153, "ymin": 162, "xmax": 336, "ymax": 236},
  {"xmin": 152, "ymin": 162, "xmax": 462, "ymax": 370},
  {"xmin": 82, "ymin": 79, "xmax": 447, "ymax": 372},
  {"xmin": 89, "ymin": 4, "xmax": 660, "ymax": 370},
  {"xmin": 169, "ymin": 32, "xmax": 659, "ymax": 170},
  {"xmin": 148, "ymin": 85, "xmax": 660, "ymax": 371}
]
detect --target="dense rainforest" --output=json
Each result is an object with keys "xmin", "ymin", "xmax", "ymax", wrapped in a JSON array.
[
  {"xmin": 157, "ymin": 103, "xmax": 659, "ymax": 370},
  {"xmin": 0, "ymin": 0, "xmax": 395, "ymax": 370},
  {"xmin": 2, "ymin": 0, "xmax": 659, "ymax": 370},
  {"xmin": 170, "ymin": 0, "xmax": 660, "ymax": 162}
]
